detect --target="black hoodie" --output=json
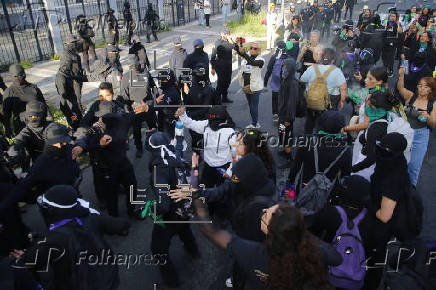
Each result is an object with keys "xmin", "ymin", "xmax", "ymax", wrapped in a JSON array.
[{"xmin": 278, "ymin": 58, "xmax": 301, "ymax": 123}]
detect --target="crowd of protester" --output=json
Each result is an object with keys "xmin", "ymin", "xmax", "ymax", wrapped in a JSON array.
[{"xmin": 1, "ymin": 0, "xmax": 436, "ymax": 289}]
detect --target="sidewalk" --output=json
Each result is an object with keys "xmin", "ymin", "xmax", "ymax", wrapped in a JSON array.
[{"xmin": 1, "ymin": 11, "xmax": 243, "ymax": 107}]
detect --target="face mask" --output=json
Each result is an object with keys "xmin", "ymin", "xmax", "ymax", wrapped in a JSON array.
[
  {"xmin": 365, "ymin": 105, "xmax": 387, "ymax": 122},
  {"xmin": 159, "ymin": 80, "xmax": 169, "ymax": 90},
  {"xmin": 194, "ymin": 47, "xmax": 203, "ymax": 54},
  {"xmin": 46, "ymin": 145, "xmax": 68, "ymax": 157},
  {"xmin": 27, "ymin": 116, "xmax": 44, "ymax": 128}
]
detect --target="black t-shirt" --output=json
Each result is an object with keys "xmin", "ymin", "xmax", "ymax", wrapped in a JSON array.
[{"xmin": 227, "ymin": 234, "xmax": 342, "ymax": 290}]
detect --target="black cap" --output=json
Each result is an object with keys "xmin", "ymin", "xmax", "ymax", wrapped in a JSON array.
[
  {"xmin": 95, "ymin": 101, "xmax": 118, "ymax": 117},
  {"xmin": 340, "ymin": 175, "xmax": 371, "ymax": 208},
  {"xmin": 318, "ymin": 111, "xmax": 346, "ymax": 134},
  {"xmin": 24, "ymin": 101, "xmax": 46, "ymax": 117},
  {"xmin": 9, "ymin": 64, "xmax": 25, "ymax": 77},
  {"xmin": 233, "ymin": 153, "xmax": 269, "ymax": 193},
  {"xmin": 45, "ymin": 122, "xmax": 71, "ymax": 145},
  {"xmin": 369, "ymin": 91, "xmax": 394, "ymax": 111},
  {"xmin": 380, "ymin": 132, "xmax": 407, "ymax": 154},
  {"xmin": 42, "ymin": 185, "xmax": 81, "ymax": 209}
]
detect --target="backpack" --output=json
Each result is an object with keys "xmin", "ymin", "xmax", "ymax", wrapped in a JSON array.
[
  {"xmin": 372, "ymin": 111, "xmax": 414, "ymax": 163},
  {"xmin": 295, "ymin": 141, "xmax": 349, "ymax": 216},
  {"xmin": 306, "ymin": 65, "xmax": 336, "ymax": 111},
  {"xmin": 270, "ymin": 56, "xmax": 284, "ymax": 92},
  {"xmin": 329, "ymin": 206, "xmax": 367, "ymax": 289}
]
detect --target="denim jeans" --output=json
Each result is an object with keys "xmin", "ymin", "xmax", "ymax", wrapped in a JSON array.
[
  {"xmin": 245, "ymin": 90, "xmax": 261, "ymax": 125},
  {"xmin": 408, "ymin": 127, "xmax": 430, "ymax": 186},
  {"xmin": 222, "ymin": 4, "xmax": 230, "ymax": 23},
  {"xmin": 198, "ymin": 9, "xmax": 204, "ymax": 25},
  {"xmin": 237, "ymin": 3, "xmax": 243, "ymax": 20}
]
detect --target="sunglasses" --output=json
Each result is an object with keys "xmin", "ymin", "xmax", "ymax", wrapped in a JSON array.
[{"xmin": 250, "ymin": 47, "xmax": 259, "ymax": 50}]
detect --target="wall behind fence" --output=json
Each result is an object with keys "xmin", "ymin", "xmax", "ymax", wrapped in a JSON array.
[{"xmin": 0, "ymin": 0, "xmax": 227, "ymax": 68}]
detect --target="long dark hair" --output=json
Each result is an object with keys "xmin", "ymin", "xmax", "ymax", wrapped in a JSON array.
[
  {"xmin": 266, "ymin": 203, "xmax": 330, "ymax": 290},
  {"xmin": 239, "ymin": 129, "xmax": 274, "ymax": 169}
]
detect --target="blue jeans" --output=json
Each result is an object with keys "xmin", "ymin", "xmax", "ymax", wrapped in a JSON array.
[
  {"xmin": 198, "ymin": 9, "xmax": 204, "ymax": 25},
  {"xmin": 408, "ymin": 127, "xmax": 430, "ymax": 186},
  {"xmin": 237, "ymin": 3, "xmax": 243, "ymax": 20},
  {"xmin": 222, "ymin": 5, "xmax": 230, "ymax": 23},
  {"xmin": 245, "ymin": 90, "xmax": 261, "ymax": 125}
]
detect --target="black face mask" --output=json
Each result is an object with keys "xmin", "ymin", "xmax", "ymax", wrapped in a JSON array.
[
  {"xmin": 27, "ymin": 116, "xmax": 44, "ymax": 128},
  {"xmin": 102, "ymin": 113, "xmax": 121, "ymax": 127},
  {"xmin": 159, "ymin": 80, "xmax": 169, "ymax": 90},
  {"xmin": 194, "ymin": 47, "xmax": 204, "ymax": 54},
  {"xmin": 45, "ymin": 145, "xmax": 68, "ymax": 157}
]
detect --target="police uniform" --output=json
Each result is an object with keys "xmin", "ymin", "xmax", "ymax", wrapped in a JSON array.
[
  {"xmin": 55, "ymin": 35, "xmax": 86, "ymax": 130},
  {"xmin": 144, "ymin": 4, "xmax": 159, "ymax": 43},
  {"xmin": 105, "ymin": 9, "xmax": 119, "ymax": 46},
  {"xmin": 3, "ymin": 65, "xmax": 50, "ymax": 137},
  {"xmin": 75, "ymin": 15, "xmax": 97, "ymax": 72}
]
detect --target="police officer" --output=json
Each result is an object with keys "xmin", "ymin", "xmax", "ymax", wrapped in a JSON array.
[
  {"xmin": 128, "ymin": 35, "xmax": 151, "ymax": 73},
  {"xmin": 323, "ymin": 1, "xmax": 335, "ymax": 39},
  {"xmin": 144, "ymin": 3, "xmax": 159, "ymax": 43},
  {"xmin": 0, "ymin": 122, "xmax": 80, "ymax": 216},
  {"xmin": 211, "ymin": 27, "xmax": 234, "ymax": 103},
  {"xmin": 123, "ymin": 0, "xmax": 134, "ymax": 45},
  {"xmin": 169, "ymin": 36, "xmax": 187, "ymax": 85},
  {"xmin": 56, "ymin": 35, "xmax": 87, "ymax": 130},
  {"xmin": 2, "ymin": 64, "xmax": 51, "ymax": 138},
  {"xmin": 104, "ymin": 44, "xmax": 123, "ymax": 95},
  {"xmin": 344, "ymin": 0, "xmax": 354, "ymax": 20},
  {"xmin": 106, "ymin": 8, "xmax": 119, "ymax": 48},
  {"xmin": 6, "ymin": 101, "xmax": 51, "ymax": 169},
  {"xmin": 301, "ymin": 2, "xmax": 314, "ymax": 40},
  {"xmin": 183, "ymin": 38, "xmax": 210, "ymax": 96},
  {"xmin": 73, "ymin": 101, "xmax": 138, "ymax": 217},
  {"xmin": 75, "ymin": 14, "xmax": 97, "ymax": 72},
  {"xmin": 78, "ymin": 82, "xmax": 125, "ymax": 134},
  {"xmin": 119, "ymin": 55, "xmax": 157, "ymax": 157}
]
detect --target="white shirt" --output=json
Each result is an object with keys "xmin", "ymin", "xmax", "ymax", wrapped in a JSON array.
[
  {"xmin": 204, "ymin": 0, "xmax": 211, "ymax": 14},
  {"xmin": 180, "ymin": 112, "xmax": 237, "ymax": 167}
]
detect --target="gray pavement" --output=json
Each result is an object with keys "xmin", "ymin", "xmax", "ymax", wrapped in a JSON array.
[{"xmin": 12, "ymin": 1, "xmax": 436, "ymax": 289}]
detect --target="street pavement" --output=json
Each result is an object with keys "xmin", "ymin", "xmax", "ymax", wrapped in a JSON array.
[{"xmin": 11, "ymin": 1, "xmax": 436, "ymax": 289}]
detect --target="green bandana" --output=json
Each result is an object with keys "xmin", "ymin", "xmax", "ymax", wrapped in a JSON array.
[
  {"xmin": 140, "ymin": 200, "xmax": 165, "ymax": 228},
  {"xmin": 318, "ymin": 130, "xmax": 342, "ymax": 138},
  {"xmin": 366, "ymin": 106, "xmax": 387, "ymax": 123},
  {"xmin": 286, "ymin": 41, "xmax": 294, "ymax": 50}
]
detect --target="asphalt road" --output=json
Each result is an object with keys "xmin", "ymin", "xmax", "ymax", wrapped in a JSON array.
[{"xmin": 20, "ymin": 1, "xmax": 436, "ymax": 289}]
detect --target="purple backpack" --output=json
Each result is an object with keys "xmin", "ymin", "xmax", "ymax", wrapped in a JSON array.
[{"xmin": 329, "ymin": 206, "xmax": 367, "ymax": 289}]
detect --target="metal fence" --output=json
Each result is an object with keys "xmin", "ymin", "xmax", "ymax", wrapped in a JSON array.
[{"xmin": 0, "ymin": 0, "xmax": 223, "ymax": 68}]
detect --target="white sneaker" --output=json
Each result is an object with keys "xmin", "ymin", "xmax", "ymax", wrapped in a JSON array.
[
  {"xmin": 246, "ymin": 124, "xmax": 255, "ymax": 128},
  {"xmin": 225, "ymin": 277, "xmax": 233, "ymax": 288},
  {"xmin": 255, "ymin": 123, "xmax": 261, "ymax": 128}
]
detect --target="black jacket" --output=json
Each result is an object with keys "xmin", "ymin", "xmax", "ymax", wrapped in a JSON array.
[
  {"xmin": 144, "ymin": 8, "xmax": 159, "ymax": 27},
  {"xmin": 183, "ymin": 49, "xmax": 210, "ymax": 81},
  {"xmin": 76, "ymin": 112, "xmax": 133, "ymax": 168},
  {"xmin": 289, "ymin": 135, "xmax": 352, "ymax": 185},
  {"xmin": 184, "ymin": 76, "xmax": 218, "ymax": 120},
  {"xmin": 278, "ymin": 58, "xmax": 301, "ymax": 123},
  {"xmin": 78, "ymin": 100, "xmax": 125, "ymax": 132},
  {"xmin": 2, "ymin": 81, "xmax": 49, "ymax": 135},
  {"xmin": 210, "ymin": 38, "xmax": 233, "ymax": 70},
  {"xmin": 0, "ymin": 145, "xmax": 81, "ymax": 216},
  {"xmin": 7, "ymin": 121, "xmax": 52, "ymax": 166},
  {"xmin": 14, "ymin": 214, "xmax": 129, "ymax": 290}
]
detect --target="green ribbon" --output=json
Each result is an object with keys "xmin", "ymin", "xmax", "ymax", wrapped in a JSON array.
[
  {"xmin": 140, "ymin": 200, "xmax": 165, "ymax": 228},
  {"xmin": 318, "ymin": 130, "xmax": 342, "ymax": 138},
  {"xmin": 366, "ymin": 106, "xmax": 387, "ymax": 123}
]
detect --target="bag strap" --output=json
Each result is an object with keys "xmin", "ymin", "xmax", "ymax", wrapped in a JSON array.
[
  {"xmin": 314, "ymin": 65, "xmax": 321, "ymax": 78},
  {"xmin": 322, "ymin": 65, "xmax": 336, "ymax": 80},
  {"xmin": 323, "ymin": 145, "xmax": 349, "ymax": 175},
  {"xmin": 313, "ymin": 137, "xmax": 319, "ymax": 173},
  {"xmin": 352, "ymin": 208, "xmax": 367, "ymax": 225},
  {"xmin": 334, "ymin": 206, "xmax": 348, "ymax": 224}
]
